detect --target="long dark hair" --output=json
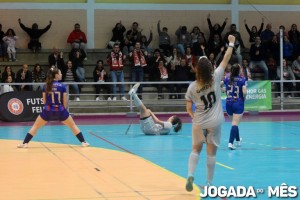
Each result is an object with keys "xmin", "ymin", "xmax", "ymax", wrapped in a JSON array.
[
  {"xmin": 45, "ymin": 68, "xmax": 59, "ymax": 92},
  {"xmin": 230, "ymin": 64, "xmax": 240, "ymax": 84},
  {"xmin": 195, "ymin": 57, "xmax": 214, "ymax": 87},
  {"xmin": 172, "ymin": 115, "xmax": 182, "ymax": 133}
]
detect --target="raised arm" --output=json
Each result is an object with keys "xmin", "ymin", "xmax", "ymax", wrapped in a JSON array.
[{"xmin": 219, "ymin": 35, "xmax": 235, "ymax": 69}]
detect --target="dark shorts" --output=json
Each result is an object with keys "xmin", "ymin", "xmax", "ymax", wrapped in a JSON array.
[
  {"xmin": 226, "ymin": 100, "xmax": 244, "ymax": 116},
  {"xmin": 40, "ymin": 109, "xmax": 70, "ymax": 121}
]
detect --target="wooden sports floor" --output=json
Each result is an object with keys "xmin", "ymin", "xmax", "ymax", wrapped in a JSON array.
[{"xmin": 0, "ymin": 112, "xmax": 299, "ymax": 200}]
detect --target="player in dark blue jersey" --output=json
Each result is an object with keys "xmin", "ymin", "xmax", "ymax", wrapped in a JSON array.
[
  {"xmin": 17, "ymin": 68, "xmax": 89, "ymax": 148},
  {"xmin": 222, "ymin": 64, "xmax": 247, "ymax": 150}
]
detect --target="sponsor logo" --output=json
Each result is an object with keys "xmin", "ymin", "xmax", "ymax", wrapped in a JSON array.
[{"xmin": 7, "ymin": 98, "xmax": 24, "ymax": 115}]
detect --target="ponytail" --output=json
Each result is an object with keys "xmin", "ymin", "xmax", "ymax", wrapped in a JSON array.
[
  {"xmin": 172, "ymin": 115, "xmax": 182, "ymax": 133},
  {"xmin": 230, "ymin": 64, "xmax": 240, "ymax": 85},
  {"xmin": 45, "ymin": 68, "xmax": 58, "ymax": 92}
]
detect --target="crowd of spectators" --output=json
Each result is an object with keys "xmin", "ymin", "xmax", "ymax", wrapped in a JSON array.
[{"xmin": 1, "ymin": 15, "xmax": 300, "ymax": 99}]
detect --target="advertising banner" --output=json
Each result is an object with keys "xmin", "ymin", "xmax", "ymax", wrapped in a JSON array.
[{"xmin": 0, "ymin": 91, "xmax": 43, "ymax": 122}]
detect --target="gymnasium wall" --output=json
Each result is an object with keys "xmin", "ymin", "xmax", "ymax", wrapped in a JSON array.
[{"xmin": 0, "ymin": 1, "xmax": 300, "ymax": 49}]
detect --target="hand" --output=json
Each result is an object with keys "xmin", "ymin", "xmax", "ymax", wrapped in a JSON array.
[
  {"xmin": 207, "ymin": 13, "xmax": 210, "ymax": 18},
  {"xmin": 158, "ymin": 20, "xmax": 161, "ymax": 23},
  {"xmin": 228, "ymin": 35, "xmax": 236, "ymax": 44},
  {"xmin": 244, "ymin": 19, "xmax": 247, "ymax": 24},
  {"xmin": 18, "ymin": 18, "xmax": 21, "ymax": 23},
  {"xmin": 49, "ymin": 20, "xmax": 52, "ymax": 25}
]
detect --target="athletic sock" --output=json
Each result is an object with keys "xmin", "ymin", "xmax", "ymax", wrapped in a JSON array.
[
  {"xmin": 76, "ymin": 132, "xmax": 85, "ymax": 142},
  {"xmin": 206, "ymin": 155, "xmax": 216, "ymax": 184},
  {"xmin": 236, "ymin": 126, "xmax": 240, "ymax": 141},
  {"xmin": 229, "ymin": 125, "xmax": 238, "ymax": 144},
  {"xmin": 23, "ymin": 133, "xmax": 33, "ymax": 144},
  {"xmin": 188, "ymin": 152, "xmax": 199, "ymax": 177},
  {"xmin": 132, "ymin": 93, "xmax": 142, "ymax": 108}
]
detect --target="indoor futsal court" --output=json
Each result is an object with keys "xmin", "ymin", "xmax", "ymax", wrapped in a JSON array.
[{"xmin": 0, "ymin": 111, "xmax": 299, "ymax": 200}]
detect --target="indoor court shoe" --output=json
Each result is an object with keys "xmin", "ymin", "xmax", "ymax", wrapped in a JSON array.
[
  {"xmin": 186, "ymin": 176, "xmax": 194, "ymax": 192},
  {"xmin": 236, "ymin": 138, "xmax": 242, "ymax": 147},
  {"xmin": 82, "ymin": 142, "xmax": 90, "ymax": 147},
  {"xmin": 228, "ymin": 143, "xmax": 236, "ymax": 150},
  {"xmin": 17, "ymin": 143, "xmax": 28, "ymax": 148},
  {"xmin": 128, "ymin": 83, "xmax": 140, "ymax": 95}
]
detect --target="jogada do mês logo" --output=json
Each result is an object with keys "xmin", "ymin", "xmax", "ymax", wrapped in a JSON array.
[
  {"xmin": 201, "ymin": 183, "xmax": 298, "ymax": 198},
  {"xmin": 7, "ymin": 98, "xmax": 24, "ymax": 115}
]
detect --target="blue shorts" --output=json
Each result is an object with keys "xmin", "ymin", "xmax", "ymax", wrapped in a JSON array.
[
  {"xmin": 226, "ymin": 100, "xmax": 244, "ymax": 116},
  {"xmin": 40, "ymin": 109, "xmax": 70, "ymax": 121}
]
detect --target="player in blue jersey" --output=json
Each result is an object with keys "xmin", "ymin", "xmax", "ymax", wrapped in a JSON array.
[
  {"xmin": 128, "ymin": 83, "xmax": 182, "ymax": 135},
  {"xmin": 222, "ymin": 63, "xmax": 247, "ymax": 150},
  {"xmin": 17, "ymin": 68, "xmax": 89, "ymax": 148},
  {"xmin": 185, "ymin": 35, "xmax": 235, "ymax": 191}
]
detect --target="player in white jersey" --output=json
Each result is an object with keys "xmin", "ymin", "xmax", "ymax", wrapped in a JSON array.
[
  {"xmin": 128, "ymin": 83, "xmax": 182, "ymax": 135},
  {"xmin": 185, "ymin": 35, "xmax": 236, "ymax": 191}
]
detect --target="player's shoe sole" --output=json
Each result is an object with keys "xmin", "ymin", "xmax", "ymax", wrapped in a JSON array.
[
  {"xmin": 128, "ymin": 83, "xmax": 140, "ymax": 95},
  {"xmin": 186, "ymin": 176, "xmax": 194, "ymax": 192}
]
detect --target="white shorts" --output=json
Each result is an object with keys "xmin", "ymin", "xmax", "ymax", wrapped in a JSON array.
[
  {"xmin": 140, "ymin": 116, "xmax": 162, "ymax": 135},
  {"xmin": 192, "ymin": 124, "xmax": 222, "ymax": 147}
]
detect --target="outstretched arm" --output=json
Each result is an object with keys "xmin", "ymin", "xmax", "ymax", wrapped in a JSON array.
[
  {"xmin": 219, "ymin": 35, "xmax": 235, "ymax": 69},
  {"xmin": 149, "ymin": 110, "xmax": 164, "ymax": 125}
]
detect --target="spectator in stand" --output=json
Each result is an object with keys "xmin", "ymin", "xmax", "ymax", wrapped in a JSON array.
[
  {"xmin": 166, "ymin": 48, "xmax": 181, "ymax": 96},
  {"xmin": 107, "ymin": 21, "xmax": 126, "ymax": 49},
  {"xmin": 260, "ymin": 23, "xmax": 275, "ymax": 56},
  {"xmin": 156, "ymin": 59, "xmax": 170, "ymax": 99},
  {"xmin": 61, "ymin": 60, "xmax": 80, "ymax": 101},
  {"xmin": 157, "ymin": 20, "xmax": 172, "ymax": 56},
  {"xmin": 223, "ymin": 24, "xmax": 245, "ymax": 65},
  {"xmin": 140, "ymin": 30, "xmax": 153, "ymax": 54},
  {"xmin": 48, "ymin": 47, "xmax": 65, "ymax": 70},
  {"xmin": 266, "ymin": 56, "xmax": 277, "ymax": 81},
  {"xmin": 68, "ymin": 46, "xmax": 86, "ymax": 85},
  {"xmin": 208, "ymin": 52, "xmax": 217, "ymax": 69},
  {"xmin": 244, "ymin": 18, "xmax": 264, "ymax": 44},
  {"xmin": 18, "ymin": 18, "xmax": 52, "ymax": 53},
  {"xmin": 15, "ymin": 64, "xmax": 32, "ymax": 91},
  {"xmin": 1, "ymin": 75, "xmax": 15, "ymax": 93},
  {"xmin": 126, "ymin": 22, "xmax": 142, "ymax": 46},
  {"xmin": 2, "ymin": 28, "xmax": 18, "ymax": 61},
  {"xmin": 283, "ymin": 35, "xmax": 294, "ymax": 62},
  {"xmin": 207, "ymin": 13, "xmax": 228, "ymax": 44},
  {"xmin": 93, "ymin": 60, "xmax": 111, "ymax": 101},
  {"xmin": 207, "ymin": 33, "xmax": 224, "ymax": 56},
  {"xmin": 121, "ymin": 35, "xmax": 133, "ymax": 56},
  {"xmin": 107, "ymin": 43, "xmax": 127, "ymax": 101},
  {"xmin": 276, "ymin": 25, "xmax": 289, "ymax": 42},
  {"xmin": 190, "ymin": 26, "xmax": 206, "ymax": 54},
  {"xmin": 249, "ymin": 36, "xmax": 268, "ymax": 80},
  {"xmin": 269, "ymin": 35, "xmax": 280, "ymax": 62},
  {"xmin": 1, "ymin": 65, "xmax": 15, "ymax": 83},
  {"xmin": 171, "ymin": 57, "xmax": 190, "ymax": 99},
  {"xmin": 67, "ymin": 23, "xmax": 87, "ymax": 58},
  {"xmin": 288, "ymin": 24, "xmax": 300, "ymax": 58},
  {"xmin": 183, "ymin": 46, "xmax": 196, "ymax": 67},
  {"xmin": 291, "ymin": 54, "xmax": 300, "ymax": 97},
  {"xmin": 0, "ymin": 24, "xmax": 7, "ymax": 60},
  {"xmin": 32, "ymin": 64, "xmax": 46, "ymax": 91},
  {"xmin": 240, "ymin": 58, "xmax": 252, "ymax": 81},
  {"xmin": 147, "ymin": 48, "xmax": 162, "ymax": 83},
  {"xmin": 129, "ymin": 41, "xmax": 148, "ymax": 98},
  {"xmin": 175, "ymin": 25, "xmax": 191, "ymax": 55},
  {"xmin": 276, "ymin": 58, "xmax": 296, "ymax": 98}
]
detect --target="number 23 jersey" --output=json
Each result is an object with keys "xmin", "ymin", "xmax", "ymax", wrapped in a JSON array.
[{"xmin": 185, "ymin": 66, "xmax": 225, "ymax": 128}]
